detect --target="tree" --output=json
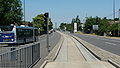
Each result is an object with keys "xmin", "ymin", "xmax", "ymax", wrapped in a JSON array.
[
  {"xmin": 33, "ymin": 13, "xmax": 53, "ymax": 34},
  {"xmin": 114, "ymin": 18, "xmax": 119, "ymax": 21},
  {"xmin": 0, "ymin": 0, "xmax": 23, "ymax": 26},
  {"xmin": 84, "ymin": 16, "xmax": 96, "ymax": 33},
  {"xmin": 59, "ymin": 23, "xmax": 73, "ymax": 32},
  {"xmin": 49, "ymin": 18, "xmax": 53, "ymax": 30},
  {"xmin": 71, "ymin": 16, "xmax": 81, "ymax": 31},
  {"xmin": 71, "ymin": 18, "xmax": 75, "ymax": 31},
  {"xmin": 109, "ymin": 23, "xmax": 119, "ymax": 36},
  {"xmin": 75, "ymin": 16, "xmax": 81, "ymax": 31},
  {"xmin": 33, "ymin": 14, "xmax": 46, "ymax": 34},
  {"xmin": 33, "ymin": 14, "xmax": 45, "ymax": 31},
  {"xmin": 66, "ymin": 24, "xmax": 73, "ymax": 31},
  {"xmin": 98, "ymin": 17, "xmax": 109, "ymax": 36},
  {"xmin": 59, "ymin": 23, "xmax": 66, "ymax": 30},
  {"xmin": 84, "ymin": 16, "xmax": 103, "ymax": 34}
]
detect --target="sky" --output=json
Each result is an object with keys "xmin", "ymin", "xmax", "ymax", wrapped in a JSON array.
[{"xmin": 22, "ymin": 0, "xmax": 120, "ymax": 27}]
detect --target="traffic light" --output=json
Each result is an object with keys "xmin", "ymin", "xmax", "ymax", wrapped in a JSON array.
[
  {"xmin": 44, "ymin": 12, "xmax": 49, "ymax": 18},
  {"xmin": 44, "ymin": 12, "xmax": 49, "ymax": 25},
  {"xmin": 44, "ymin": 13, "xmax": 49, "ymax": 33}
]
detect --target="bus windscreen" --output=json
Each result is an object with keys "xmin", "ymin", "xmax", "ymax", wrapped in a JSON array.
[{"xmin": 0, "ymin": 26, "xmax": 14, "ymax": 31}]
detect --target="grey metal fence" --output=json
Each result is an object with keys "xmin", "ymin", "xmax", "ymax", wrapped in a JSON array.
[{"xmin": 0, "ymin": 43, "xmax": 40, "ymax": 68}]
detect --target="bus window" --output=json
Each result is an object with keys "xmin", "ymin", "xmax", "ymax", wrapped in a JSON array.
[
  {"xmin": 0, "ymin": 28, "xmax": 1, "ymax": 31},
  {"xmin": 0, "ymin": 26, "xmax": 14, "ymax": 31},
  {"xmin": 17, "ymin": 29, "xmax": 24, "ymax": 38}
]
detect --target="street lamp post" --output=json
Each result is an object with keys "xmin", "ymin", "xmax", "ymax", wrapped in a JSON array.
[
  {"xmin": 24, "ymin": 0, "xmax": 25, "ymax": 23},
  {"xmin": 113, "ymin": 0, "xmax": 116, "ymax": 36},
  {"xmin": 55, "ymin": 22, "xmax": 57, "ymax": 31},
  {"xmin": 118, "ymin": 9, "xmax": 120, "ymax": 37},
  {"xmin": 113, "ymin": 0, "xmax": 115, "ymax": 20}
]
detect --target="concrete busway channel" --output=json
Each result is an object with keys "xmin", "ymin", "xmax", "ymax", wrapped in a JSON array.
[{"xmin": 41, "ymin": 32, "xmax": 115, "ymax": 68}]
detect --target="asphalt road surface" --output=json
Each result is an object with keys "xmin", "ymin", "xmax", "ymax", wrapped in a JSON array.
[
  {"xmin": 73, "ymin": 33, "xmax": 120, "ymax": 56},
  {"xmin": 40, "ymin": 32, "xmax": 61, "ymax": 59},
  {"xmin": 33, "ymin": 32, "xmax": 61, "ymax": 68}
]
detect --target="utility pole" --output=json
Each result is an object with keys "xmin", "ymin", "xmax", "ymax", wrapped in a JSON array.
[
  {"xmin": 55, "ymin": 22, "xmax": 57, "ymax": 31},
  {"xmin": 119, "ymin": 9, "xmax": 120, "ymax": 19},
  {"xmin": 86, "ymin": 13, "xmax": 87, "ymax": 18},
  {"xmin": 113, "ymin": 0, "xmax": 115, "ymax": 36},
  {"xmin": 24, "ymin": 0, "xmax": 25, "ymax": 23},
  {"xmin": 118, "ymin": 9, "xmax": 120, "ymax": 37},
  {"xmin": 113, "ymin": 0, "xmax": 115, "ymax": 20}
]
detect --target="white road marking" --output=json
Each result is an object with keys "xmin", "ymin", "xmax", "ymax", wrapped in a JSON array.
[{"xmin": 105, "ymin": 42, "xmax": 116, "ymax": 45}]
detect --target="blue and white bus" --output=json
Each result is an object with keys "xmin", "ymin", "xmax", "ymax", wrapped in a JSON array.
[{"xmin": 0, "ymin": 26, "xmax": 38, "ymax": 44}]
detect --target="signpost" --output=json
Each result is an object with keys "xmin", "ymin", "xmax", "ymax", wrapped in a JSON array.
[
  {"xmin": 93, "ymin": 25, "xmax": 98, "ymax": 30},
  {"xmin": 74, "ymin": 23, "xmax": 77, "ymax": 33},
  {"xmin": 44, "ymin": 12, "xmax": 50, "ymax": 52}
]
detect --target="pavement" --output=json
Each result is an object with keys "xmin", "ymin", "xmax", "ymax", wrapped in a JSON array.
[{"xmin": 42, "ymin": 32, "xmax": 115, "ymax": 68}]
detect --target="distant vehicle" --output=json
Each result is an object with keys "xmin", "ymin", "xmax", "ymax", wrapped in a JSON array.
[
  {"xmin": 48, "ymin": 29, "xmax": 52, "ymax": 34},
  {"xmin": 49, "ymin": 29, "xmax": 55, "ymax": 34},
  {"xmin": 0, "ymin": 26, "xmax": 38, "ymax": 44}
]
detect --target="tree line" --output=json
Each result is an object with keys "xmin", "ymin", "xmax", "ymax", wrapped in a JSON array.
[
  {"xmin": 60, "ymin": 16, "xmax": 120, "ymax": 37},
  {"xmin": 84, "ymin": 17, "xmax": 120, "ymax": 37},
  {"xmin": 0, "ymin": 0, "xmax": 53, "ymax": 35},
  {"xmin": 60, "ymin": 16, "xmax": 82, "ymax": 32}
]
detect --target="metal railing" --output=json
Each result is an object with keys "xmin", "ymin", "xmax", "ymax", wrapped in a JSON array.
[{"xmin": 0, "ymin": 43, "xmax": 40, "ymax": 68}]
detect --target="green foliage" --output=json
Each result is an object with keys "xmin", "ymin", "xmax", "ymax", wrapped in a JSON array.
[
  {"xmin": 59, "ymin": 23, "xmax": 66, "ymax": 30},
  {"xmin": 0, "ymin": 0, "xmax": 23, "ymax": 26},
  {"xmin": 98, "ymin": 18, "xmax": 109, "ymax": 35},
  {"xmin": 109, "ymin": 23, "xmax": 119, "ymax": 36},
  {"xmin": 84, "ymin": 16, "xmax": 120, "ymax": 36},
  {"xmin": 33, "ymin": 14, "xmax": 53, "ymax": 34},
  {"xmin": 49, "ymin": 18, "xmax": 53, "ymax": 30},
  {"xmin": 60, "ymin": 16, "xmax": 81, "ymax": 32},
  {"xmin": 33, "ymin": 14, "xmax": 45, "ymax": 31},
  {"xmin": 66, "ymin": 24, "xmax": 73, "ymax": 31},
  {"xmin": 59, "ymin": 23, "xmax": 73, "ymax": 31},
  {"xmin": 71, "ymin": 16, "xmax": 81, "ymax": 31},
  {"xmin": 114, "ymin": 18, "xmax": 119, "ymax": 21},
  {"xmin": 84, "ymin": 16, "xmax": 96, "ymax": 33},
  {"xmin": 110, "ymin": 23, "xmax": 118, "ymax": 31}
]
